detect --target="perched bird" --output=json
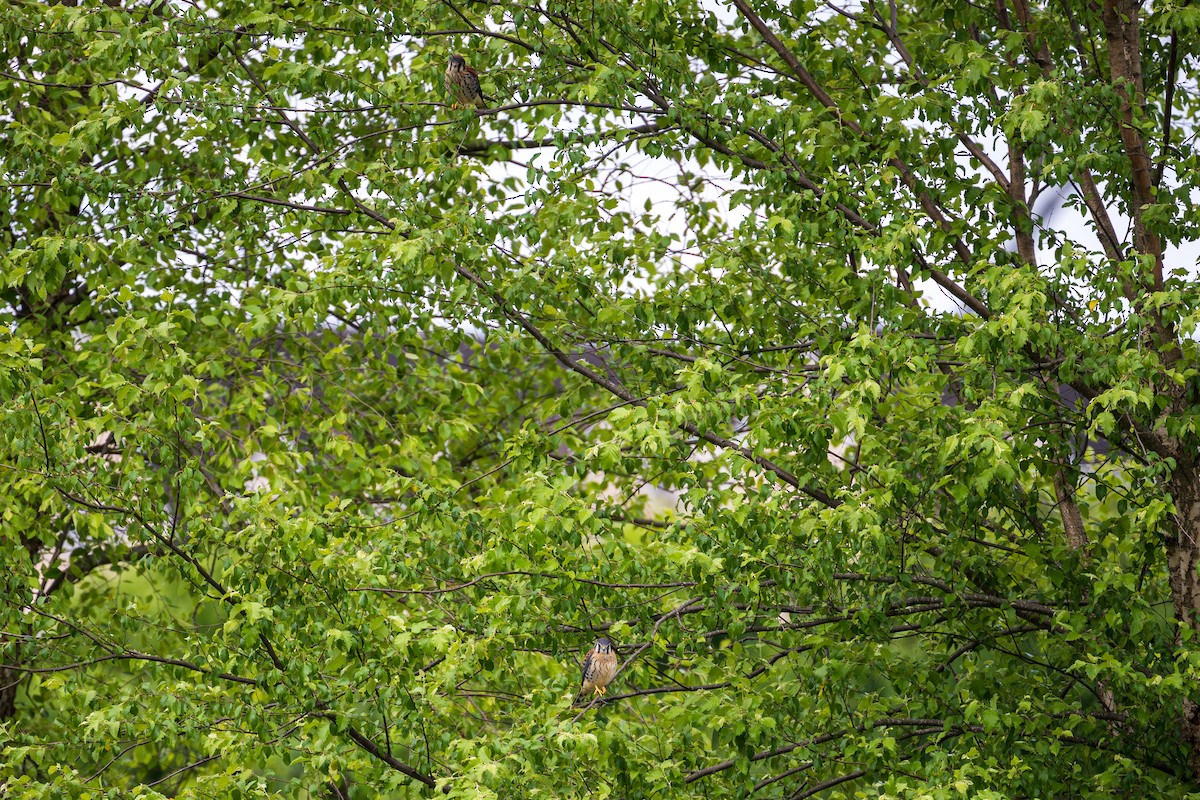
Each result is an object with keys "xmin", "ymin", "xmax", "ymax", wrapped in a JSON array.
[
  {"xmin": 576, "ymin": 637, "xmax": 618, "ymax": 703},
  {"xmin": 444, "ymin": 54, "xmax": 488, "ymax": 109}
]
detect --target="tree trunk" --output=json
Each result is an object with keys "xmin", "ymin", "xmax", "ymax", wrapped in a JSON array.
[
  {"xmin": 1099, "ymin": 0, "xmax": 1197, "ymax": 774},
  {"xmin": 0, "ymin": 648, "xmax": 19, "ymax": 721},
  {"xmin": 1146, "ymin": 428, "xmax": 1200, "ymax": 777}
]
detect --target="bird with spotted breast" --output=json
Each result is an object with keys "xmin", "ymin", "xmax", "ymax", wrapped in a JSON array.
[
  {"xmin": 444, "ymin": 54, "xmax": 488, "ymax": 109},
  {"xmin": 575, "ymin": 637, "xmax": 618, "ymax": 704}
]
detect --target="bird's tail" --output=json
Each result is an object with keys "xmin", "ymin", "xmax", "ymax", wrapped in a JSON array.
[{"xmin": 572, "ymin": 691, "xmax": 605, "ymax": 708}]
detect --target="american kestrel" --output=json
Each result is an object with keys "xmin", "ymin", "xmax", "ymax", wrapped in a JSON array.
[
  {"xmin": 444, "ymin": 54, "xmax": 488, "ymax": 108},
  {"xmin": 576, "ymin": 637, "xmax": 618, "ymax": 702}
]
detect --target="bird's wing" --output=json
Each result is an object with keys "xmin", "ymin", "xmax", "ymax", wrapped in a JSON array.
[
  {"xmin": 580, "ymin": 649, "xmax": 595, "ymax": 687},
  {"xmin": 462, "ymin": 67, "xmax": 486, "ymax": 105}
]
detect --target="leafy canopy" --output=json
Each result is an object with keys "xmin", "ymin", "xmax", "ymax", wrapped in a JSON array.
[{"xmin": 3, "ymin": 0, "xmax": 1200, "ymax": 798}]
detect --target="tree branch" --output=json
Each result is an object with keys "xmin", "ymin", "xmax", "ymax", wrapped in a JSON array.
[{"xmin": 1153, "ymin": 31, "xmax": 1179, "ymax": 190}]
